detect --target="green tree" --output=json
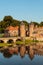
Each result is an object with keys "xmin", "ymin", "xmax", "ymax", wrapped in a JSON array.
[
  {"xmin": 40, "ymin": 22, "xmax": 43, "ymax": 26},
  {"xmin": 30, "ymin": 21, "xmax": 39, "ymax": 26},
  {"xmin": 22, "ymin": 20, "xmax": 29, "ymax": 26}
]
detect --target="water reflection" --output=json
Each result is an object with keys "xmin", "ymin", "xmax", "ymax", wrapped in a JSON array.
[
  {"xmin": 0, "ymin": 44, "xmax": 43, "ymax": 60},
  {"xmin": 3, "ymin": 49, "xmax": 13, "ymax": 58}
]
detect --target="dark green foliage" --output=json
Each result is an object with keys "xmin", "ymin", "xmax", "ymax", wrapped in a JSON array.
[
  {"xmin": 40, "ymin": 22, "xmax": 43, "ymax": 26},
  {"xmin": 3, "ymin": 16, "xmax": 13, "ymax": 22},
  {"xmin": 22, "ymin": 20, "xmax": 29, "ymax": 26},
  {"xmin": 30, "ymin": 21, "xmax": 39, "ymax": 26}
]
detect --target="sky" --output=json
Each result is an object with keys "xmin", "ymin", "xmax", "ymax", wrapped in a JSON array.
[{"xmin": 0, "ymin": 0, "xmax": 43, "ymax": 23}]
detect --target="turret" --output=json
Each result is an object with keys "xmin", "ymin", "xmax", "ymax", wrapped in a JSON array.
[
  {"xmin": 20, "ymin": 22, "xmax": 26, "ymax": 37},
  {"xmin": 29, "ymin": 23, "xmax": 34, "ymax": 37}
]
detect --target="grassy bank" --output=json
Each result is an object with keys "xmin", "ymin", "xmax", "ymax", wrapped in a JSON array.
[
  {"xmin": 0, "ymin": 39, "xmax": 42, "ymax": 47},
  {"xmin": 16, "ymin": 39, "xmax": 39, "ymax": 45},
  {"xmin": 0, "ymin": 43, "xmax": 13, "ymax": 47}
]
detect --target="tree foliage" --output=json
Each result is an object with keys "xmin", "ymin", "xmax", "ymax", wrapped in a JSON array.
[
  {"xmin": 3, "ymin": 16, "xmax": 13, "ymax": 22},
  {"xmin": 22, "ymin": 20, "xmax": 29, "ymax": 26},
  {"xmin": 30, "ymin": 21, "xmax": 39, "ymax": 26},
  {"xmin": 40, "ymin": 22, "xmax": 43, "ymax": 26}
]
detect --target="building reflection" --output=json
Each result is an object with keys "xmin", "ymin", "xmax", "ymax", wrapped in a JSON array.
[
  {"xmin": 28, "ymin": 46, "xmax": 35, "ymax": 60},
  {"xmin": 9, "ymin": 46, "xmax": 18, "ymax": 55},
  {"xmin": 20, "ymin": 45, "xmax": 26, "ymax": 58},
  {"xmin": 0, "ymin": 44, "xmax": 43, "ymax": 59}
]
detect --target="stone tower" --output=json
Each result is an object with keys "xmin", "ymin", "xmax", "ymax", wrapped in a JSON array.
[
  {"xmin": 29, "ymin": 23, "xmax": 34, "ymax": 37},
  {"xmin": 20, "ymin": 22, "xmax": 26, "ymax": 37}
]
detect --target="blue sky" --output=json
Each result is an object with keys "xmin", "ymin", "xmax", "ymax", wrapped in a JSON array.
[{"xmin": 0, "ymin": 0, "xmax": 43, "ymax": 22}]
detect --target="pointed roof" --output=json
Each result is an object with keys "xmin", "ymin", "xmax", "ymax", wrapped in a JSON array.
[{"xmin": 21, "ymin": 21, "xmax": 25, "ymax": 25}]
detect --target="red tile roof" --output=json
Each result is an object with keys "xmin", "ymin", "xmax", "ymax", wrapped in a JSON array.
[{"xmin": 6, "ymin": 26, "xmax": 19, "ymax": 31}]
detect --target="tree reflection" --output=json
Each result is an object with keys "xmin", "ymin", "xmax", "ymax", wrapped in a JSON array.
[{"xmin": 3, "ymin": 49, "xmax": 12, "ymax": 58}]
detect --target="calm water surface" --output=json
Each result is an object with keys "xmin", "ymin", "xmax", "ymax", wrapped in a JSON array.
[{"xmin": 0, "ymin": 44, "xmax": 43, "ymax": 65}]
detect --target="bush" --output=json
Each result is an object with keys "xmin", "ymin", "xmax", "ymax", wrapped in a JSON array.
[
  {"xmin": 32, "ymin": 40, "xmax": 39, "ymax": 42},
  {"xmin": 25, "ymin": 39, "xmax": 39, "ymax": 45},
  {"xmin": 0, "ymin": 34, "xmax": 4, "ymax": 37},
  {"xmin": 25, "ymin": 39, "xmax": 33, "ymax": 44},
  {"xmin": 16, "ymin": 41, "xmax": 23, "ymax": 45}
]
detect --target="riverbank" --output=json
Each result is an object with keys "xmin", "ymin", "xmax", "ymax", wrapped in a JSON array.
[
  {"xmin": 0, "ymin": 40, "xmax": 43, "ymax": 47},
  {"xmin": 0, "ymin": 43, "xmax": 13, "ymax": 47}
]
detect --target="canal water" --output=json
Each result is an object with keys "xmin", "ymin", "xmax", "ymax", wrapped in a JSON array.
[{"xmin": 0, "ymin": 44, "xmax": 43, "ymax": 65}]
